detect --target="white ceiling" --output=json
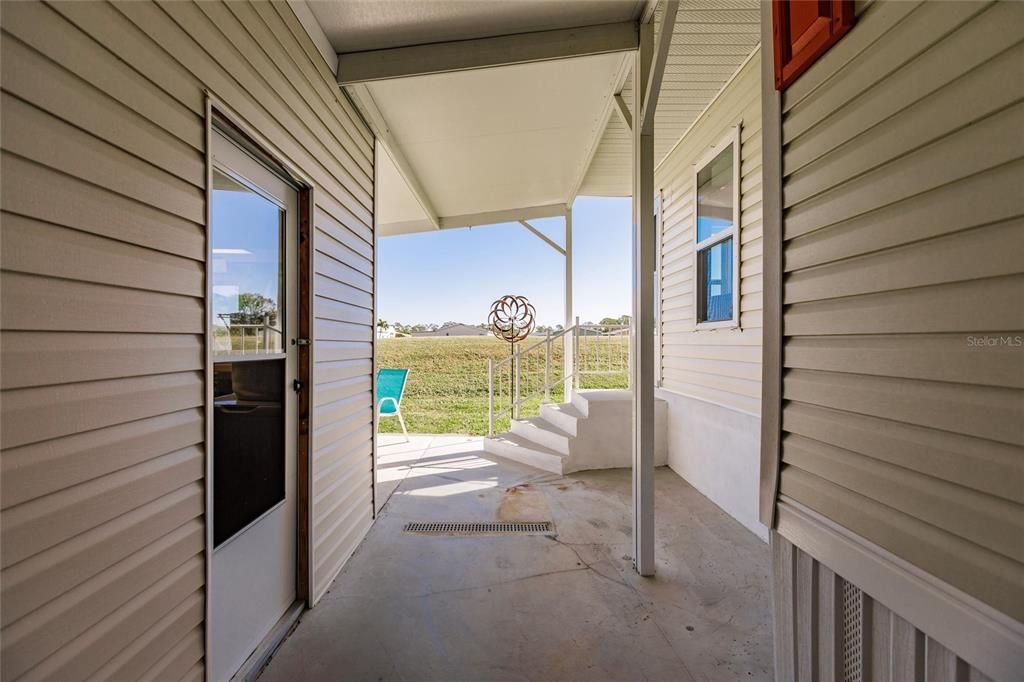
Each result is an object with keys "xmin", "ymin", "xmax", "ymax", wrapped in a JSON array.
[
  {"xmin": 307, "ymin": 0, "xmax": 761, "ymax": 236},
  {"xmin": 368, "ymin": 53, "xmax": 626, "ymax": 229},
  {"xmin": 307, "ymin": 0, "xmax": 643, "ymax": 52}
]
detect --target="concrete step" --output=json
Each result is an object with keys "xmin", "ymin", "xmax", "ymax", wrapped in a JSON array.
[
  {"xmin": 510, "ymin": 416, "xmax": 572, "ymax": 454},
  {"xmin": 570, "ymin": 391, "xmax": 590, "ymax": 416},
  {"xmin": 482, "ymin": 433, "xmax": 567, "ymax": 475},
  {"xmin": 540, "ymin": 402, "xmax": 585, "ymax": 436}
]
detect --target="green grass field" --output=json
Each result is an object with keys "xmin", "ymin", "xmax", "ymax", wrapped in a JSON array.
[{"xmin": 377, "ymin": 335, "xmax": 628, "ymax": 435}]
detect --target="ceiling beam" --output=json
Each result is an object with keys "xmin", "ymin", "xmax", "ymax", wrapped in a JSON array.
[
  {"xmin": 378, "ymin": 203, "xmax": 568, "ymax": 237},
  {"xmin": 347, "ymin": 83, "xmax": 440, "ymax": 230},
  {"xmin": 441, "ymin": 203, "xmax": 566, "ymax": 230},
  {"xmin": 519, "ymin": 220, "xmax": 566, "ymax": 255},
  {"xmin": 613, "ymin": 93, "xmax": 633, "ymax": 131},
  {"xmin": 639, "ymin": 0, "xmax": 679, "ymax": 135},
  {"xmin": 337, "ymin": 21, "xmax": 639, "ymax": 85},
  {"xmin": 564, "ymin": 54, "xmax": 633, "ymax": 206}
]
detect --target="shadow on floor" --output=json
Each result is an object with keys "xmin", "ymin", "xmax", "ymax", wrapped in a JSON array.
[{"xmin": 259, "ymin": 434, "xmax": 773, "ymax": 681}]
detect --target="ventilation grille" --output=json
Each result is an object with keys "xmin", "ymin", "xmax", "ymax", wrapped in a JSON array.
[
  {"xmin": 841, "ymin": 580, "xmax": 864, "ymax": 682},
  {"xmin": 403, "ymin": 521, "xmax": 554, "ymax": 535}
]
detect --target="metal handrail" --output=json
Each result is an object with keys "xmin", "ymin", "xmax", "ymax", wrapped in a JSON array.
[
  {"xmin": 487, "ymin": 321, "xmax": 631, "ymax": 435},
  {"xmin": 491, "ymin": 324, "xmax": 573, "ymax": 372}
]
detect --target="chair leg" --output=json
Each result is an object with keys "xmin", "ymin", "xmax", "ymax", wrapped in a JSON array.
[{"xmin": 397, "ymin": 405, "xmax": 409, "ymax": 443}]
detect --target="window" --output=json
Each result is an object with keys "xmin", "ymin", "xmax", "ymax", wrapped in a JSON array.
[{"xmin": 694, "ymin": 128, "xmax": 740, "ymax": 329}]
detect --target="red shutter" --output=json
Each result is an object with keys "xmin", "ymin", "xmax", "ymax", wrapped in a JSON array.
[{"xmin": 772, "ymin": 0, "xmax": 855, "ymax": 91}]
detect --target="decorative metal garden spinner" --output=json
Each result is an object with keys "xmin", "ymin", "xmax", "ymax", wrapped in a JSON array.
[{"xmin": 488, "ymin": 295, "xmax": 536, "ymax": 414}]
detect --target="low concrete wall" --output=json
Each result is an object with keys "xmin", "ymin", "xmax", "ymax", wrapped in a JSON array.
[
  {"xmin": 656, "ymin": 389, "xmax": 767, "ymax": 541},
  {"xmin": 565, "ymin": 390, "xmax": 667, "ymax": 473}
]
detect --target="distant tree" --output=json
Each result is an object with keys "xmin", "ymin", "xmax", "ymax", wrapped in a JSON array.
[
  {"xmin": 441, "ymin": 321, "xmax": 461, "ymax": 329},
  {"xmin": 377, "ymin": 319, "xmax": 390, "ymax": 331},
  {"xmin": 233, "ymin": 293, "xmax": 277, "ymax": 325}
]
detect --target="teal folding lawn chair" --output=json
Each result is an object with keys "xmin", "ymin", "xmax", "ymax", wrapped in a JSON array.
[{"xmin": 377, "ymin": 368, "xmax": 410, "ymax": 442}]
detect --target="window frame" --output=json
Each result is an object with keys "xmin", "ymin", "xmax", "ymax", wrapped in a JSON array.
[{"xmin": 692, "ymin": 125, "xmax": 741, "ymax": 331}]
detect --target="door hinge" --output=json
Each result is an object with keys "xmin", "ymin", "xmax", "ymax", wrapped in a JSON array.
[
  {"xmin": 292, "ymin": 338, "xmax": 311, "ymax": 346},
  {"xmin": 293, "ymin": 379, "xmax": 304, "ymax": 392}
]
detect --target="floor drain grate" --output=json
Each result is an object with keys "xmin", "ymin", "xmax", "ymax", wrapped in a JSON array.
[{"xmin": 403, "ymin": 521, "xmax": 555, "ymax": 535}]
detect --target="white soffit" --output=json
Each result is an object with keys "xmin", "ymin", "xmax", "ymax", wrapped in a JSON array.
[
  {"xmin": 364, "ymin": 53, "xmax": 625, "ymax": 231},
  {"xmin": 376, "ymin": 141, "xmax": 429, "ymax": 232}
]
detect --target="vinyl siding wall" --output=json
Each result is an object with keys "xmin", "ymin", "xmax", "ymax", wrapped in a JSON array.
[
  {"xmin": 656, "ymin": 50, "xmax": 763, "ymax": 415},
  {"xmin": 0, "ymin": 1, "xmax": 375, "ymax": 679},
  {"xmin": 769, "ymin": 0, "xmax": 1024, "ymax": 678},
  {"xmin": 653, "ymin": 50, "xmax": 765, "ymax": 537}
]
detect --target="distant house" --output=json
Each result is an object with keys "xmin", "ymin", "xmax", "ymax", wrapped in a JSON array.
[
  {"xmin": 377, "ymin": 327, "xmax": 396, "ymax": 339},
  {"xmin": 411, "ymin": 324, "xmax": 488, "ymax": 337}
]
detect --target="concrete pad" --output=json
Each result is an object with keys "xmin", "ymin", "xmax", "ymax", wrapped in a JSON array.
[{"xmin": 260, "ymin": 438, "xmax": 772, "ymax": 681}]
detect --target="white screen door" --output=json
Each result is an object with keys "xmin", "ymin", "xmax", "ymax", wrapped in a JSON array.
[{"xmin": 209, "ymin": 129, "xmax": 298, "ymax": 681}]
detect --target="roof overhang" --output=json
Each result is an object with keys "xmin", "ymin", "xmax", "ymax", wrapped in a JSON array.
[
  {"xmin": 355, "ymin": 52, "xmax": 631, "ymax": 236},
  {"xmin": 302, "ymin": 0, "xmax": 759, "ymax": 237}
]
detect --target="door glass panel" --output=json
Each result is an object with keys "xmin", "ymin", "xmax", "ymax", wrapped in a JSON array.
[
  {"xmin": 211, "ymin": 169, "xmax": 288, "ymax": 548},
  {"xmin": 213, "ymin": 359, "xmax": 285, "ymax": 547},
  {"xmin": 211, "ymin": 171, "xmax": 285, "ymax": 356}
]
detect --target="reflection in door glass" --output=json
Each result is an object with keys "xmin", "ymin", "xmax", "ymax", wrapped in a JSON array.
[
  {"xmin": 211, "ymin": 171, "xmax": 285, "ymax": 356},
  {"xmin": 213, "ymin": 359, "xmax": 285, "ymax": 547}
]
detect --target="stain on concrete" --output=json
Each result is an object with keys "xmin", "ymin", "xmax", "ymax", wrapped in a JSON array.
[{"xmin": 498, "ymin": 482, "xmax": 551, "ymax": 522}]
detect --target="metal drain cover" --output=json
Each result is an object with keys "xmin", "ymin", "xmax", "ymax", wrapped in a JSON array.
[{"xmin": 403, "ymin": 521, "xmax": 555, "ymax": 536}]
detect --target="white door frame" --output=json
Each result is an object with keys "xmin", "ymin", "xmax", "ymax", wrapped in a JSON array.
[{"xmin": 204, "ymin": 98, "xmax": 316, "ymax": 681}]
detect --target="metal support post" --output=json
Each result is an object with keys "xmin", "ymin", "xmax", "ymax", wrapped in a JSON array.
[
  {"xmin": 563, "ymin": 207, "xmax": 574, "ymax": 400},
  {"xmin": 632, "ymin": 20, "xmax": 656, "ymax": 577}
]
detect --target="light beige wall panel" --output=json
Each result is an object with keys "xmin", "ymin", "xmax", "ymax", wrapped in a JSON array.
[
  {"xmin": 773, "ymin": 4, "xmax": 1024, "ymax": 671},
  {"xmin": 1, "ymin": 0, "xmax": 375, "ymax": 678},
  {"xmin": 655, "ymin": 51, "xmax": 763, "ymax": 414}
]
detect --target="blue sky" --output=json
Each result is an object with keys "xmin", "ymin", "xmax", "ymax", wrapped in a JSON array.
[
  {"xmin": 211, "ymin": 185, "xmax": 282, "ymax": 319},
  {"xmin": 378, "ymin": 197, "xmax": 632, "ymax": 327}
]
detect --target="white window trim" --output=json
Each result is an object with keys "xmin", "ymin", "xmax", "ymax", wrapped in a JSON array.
[{"xmin": 693, "ymin": 125, "xmax": 741, "ymax": 331}]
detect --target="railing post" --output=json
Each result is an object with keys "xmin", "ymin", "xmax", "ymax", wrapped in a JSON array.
[
  {"xmin": 512, "ymin": 345, "xmax": 520, "ymax": 420},
  {"xmin": 628, "ymin": 327, "xmax": 633, "ymax": 389},
  {"xmin": 487, "ymin": 358, "xmax": 494, "ymax": 436},
  {"xmin": 574, "ymin": 315, "xmax": 581, "ymax": 391},
  {"xmin": 544, "ymin": 331, "xmax": 552, "ymax": 403}
]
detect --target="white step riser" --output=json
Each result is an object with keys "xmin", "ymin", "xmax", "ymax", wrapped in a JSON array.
[
  {"xmin": 540, "ymin": 404, "xmax": 579, "ymax": 436},
  {"xmin": 570, "ymin": 391, "xmax": 590, "ymax": 416},
  {"xmin": 510, "ymin": 419, "xmax": 571, "ymax": 455},
  {"xmin": 483, "ymin": 439, "xmax": 564, "ymax": 475}
]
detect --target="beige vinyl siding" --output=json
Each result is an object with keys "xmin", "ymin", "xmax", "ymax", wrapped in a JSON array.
[
  {"xmin": 0, "ymin": 1, "xmax": 374, "ymax": 679},
  {"xmin": 775, "ymin": 0, "xmax": 1024, "ymax": 626},
  {"xmin": 655, "ymin": 50, "xmax": 763, "ymax": 415}
]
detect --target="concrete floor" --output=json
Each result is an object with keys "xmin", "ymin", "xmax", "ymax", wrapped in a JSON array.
[{"xmin": 259, "ymin": 435, "xmax": 773, "ymax": 681}]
